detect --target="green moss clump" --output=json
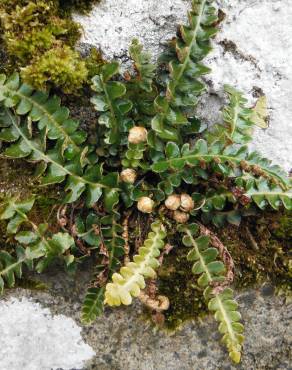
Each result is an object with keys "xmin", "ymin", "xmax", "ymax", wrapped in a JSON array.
[
  {"xmin": 0, "ymin": 0, "xmax": 89, "ymax": 92},
  {"xmin": 21, "ymin": 45, "xmax": 88, "ymax": 92},
  {"xmin": 216, "ymin": 212, "xmax": 292, "ymax": 290},
  {"xmin": 154, "ymin": 211, "xmax": 291, "ymax": 330},
  {"xmin": 271, "ymin": 212, "xmax": 292, "ymax": 240},
  {"xmin": 156, "ymin": 248, "xmax": 208, "ymax": 331},
  {"xmin": 58, "ymin": 0, "xmax": 101, "ymax": 14},
  {"xmin": 85, "ymin": 47, "xmax": 106, "ymax": 79}
]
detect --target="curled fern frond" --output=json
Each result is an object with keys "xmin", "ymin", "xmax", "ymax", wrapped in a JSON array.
[
  {"xmin": 178, "ymin": 223, "xmax": 244, "ymax": 363},
  {"xmin": 104, "ymin": 221, "xmax": 166, "ymax": 306}
]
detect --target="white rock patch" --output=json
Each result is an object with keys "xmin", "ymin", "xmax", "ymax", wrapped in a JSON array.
[
  {"xmin": 73, "ymin": 0, "xmax": 190, "ymax": 59},
  {"xmin": 205, "ymin": 0, "xmax": 292, "ymax": 171},
  {"xmin": 74, "ymin": 0, "xmax": 292, "ymax": 171},
  {"xmin": 0, "ymin": 297, "xmax": 95, "ymax": 370}
]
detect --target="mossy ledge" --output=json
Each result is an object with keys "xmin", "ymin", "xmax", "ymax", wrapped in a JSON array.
[{"xmin": 150, "ymin": 211, "xmax": 291, "ymax": 331}]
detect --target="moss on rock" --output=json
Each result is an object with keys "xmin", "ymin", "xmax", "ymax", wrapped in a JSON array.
[
  {"xmin": 0, "ymin": 159, "xmax": 61, "ymax": 245},
  {"xmin": 58, "ymin": 0, "xmax": 101, "ymax": 14},
  {"xmin": 0, "ymin": 0, "xmax": 99, "ymax": 92},
  {"xmin": 156, "ymin": 247, "xmax": 208, "ymax": 331},
  {"xmin": 154, "ymin": 211, "xmax": 291, "ymax": 330},
  {"xmin": 21, "ymin": 45, "xmax": 88, "ymax": 93}
]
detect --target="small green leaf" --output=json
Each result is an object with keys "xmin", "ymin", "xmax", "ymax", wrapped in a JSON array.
[
  {"xmin": 15, "ymin": 231, "xmax": 38, "ymax": 244},
  {"xmin": 101, "ymin": 62, "xmax": 120, "ymax": 81},
  {"xmin": 165, "ymin": 142, "xmax": 180, "ymax": 159}
]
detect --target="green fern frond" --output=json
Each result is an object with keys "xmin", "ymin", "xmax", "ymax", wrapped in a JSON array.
[
  {"xmin": 151, "ymin": 139, "xmax": 290, "ymax": 188},
  {"xmin": 79, "ymin": 212, "xmax": 125, "ymax": 323},
  {"xmin": 0, "ymin": 109, "xmax": 120, "ymax": 207},
  {"xmin": 104, "ymin": 221, "xmax": 166, "ymax": 306},
  {"xmin": 0, "ymin": 246, "xmax": 33, "ymax": 294},
  {"xmin": 244, "ymin": 179, "xmax": 292, "ymax": 210},
  {"xmin": 81, "ymin": 287, "xmax": 105, "ymax": 324},
  {"xmin": 150, "ymin": 0, "xmax": 218, "ymax": 142},
  {"xmin": 165, "ymin": 0, "xmax": 217, "ymax": 107},
  {"xmin": 179, "ymin": 223, "xmax": 244, "ymax": 363},
  {"xmin": 0, "ymin": 73, "xmax": 86, "ymax": 158},
  {"xmin": 126, "ymin": 41, "xmax": 158, "ymax": 121},
  {"xmin": 0, "ymin": 197, "xmax": 75, "ymax": 291},
  {"xmin": 91, "ymin": 62, "xmax": 133, "ymax": 148},
  {"xmin": 100, "ymin": 212, "xmax": 125, "ymax": 272},
  {"xmin": 129, "ymin": 39, "xmax": 156, "ymax": 93},
  {"xmin": 207, "ymin": 85, "xmax": 255, "ymax": 145},
  {"xmin": 207, "ymin": 287, "xmax": 244, "ymax": 364}
]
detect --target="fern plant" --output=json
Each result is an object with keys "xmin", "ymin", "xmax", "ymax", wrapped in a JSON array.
[
  {"xmin": 0, "ymin": 197, "xmax": 75, "ymax": 292},
  {"xmin": 0, "ymin": 0, "xmax": 291, "ymax": 364},
  {"xmin": 178, "ymin": 223, "xmax": 244, "ymax": 363},
  {"xmin": 105, "ymin": 221, "xmax": 166, "ymax": 306}
]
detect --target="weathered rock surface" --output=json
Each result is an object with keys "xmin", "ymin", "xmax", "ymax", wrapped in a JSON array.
[
  {"xmin": 74, "ymin": 0, "xmax": 292, "ymax": 171},
  {"xmin": 1, "ymin": 1, "xmax": 291, "ymax": 370},
  {"xmin": 1, "ymin": 267, "xmax": 291, "ymax": 370}
]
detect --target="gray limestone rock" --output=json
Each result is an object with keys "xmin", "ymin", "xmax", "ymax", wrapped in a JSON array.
[{"xmin": 1, "ymin": 267, "xmax": 291, "ymax": 370}]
